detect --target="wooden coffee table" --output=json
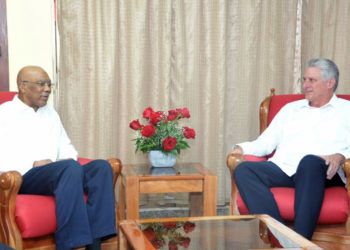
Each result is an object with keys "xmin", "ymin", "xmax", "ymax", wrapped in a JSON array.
[
  {"xmin": 118, "ymin": 162, "xmax": 217, "ymax": 220},
  {"xmin": 119, "ymin": 215, "xmax": 322, "ymax": 250}
]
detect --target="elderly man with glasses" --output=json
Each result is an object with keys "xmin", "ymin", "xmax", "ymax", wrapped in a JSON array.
[{"xmin": 0, "ymin": 66, "xmax": 116, "ymax": 250}]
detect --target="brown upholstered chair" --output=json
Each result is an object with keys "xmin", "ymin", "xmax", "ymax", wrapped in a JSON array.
[
  {"xmin": 0, "ymin": 92, "xmax": 122, "ymax": 250},
  {"xmin": 227, "ymin": 89, "xmax": 350, "ymax": 245}
]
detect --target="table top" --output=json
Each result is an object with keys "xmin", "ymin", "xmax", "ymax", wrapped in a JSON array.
[
  {"xmin": 122, "ymin": 162, "xmax": 213, "ymax": 178},
  {"xmin": 119, "ymin": 215, "xmax": 321, "ymax": 250}
]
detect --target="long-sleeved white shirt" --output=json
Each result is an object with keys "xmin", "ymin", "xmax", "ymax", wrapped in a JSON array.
[
  {"xmin": 237, "ymin": 95, "xmax": 350, "ymax": 180},
  {"xmin": 0, "ymin": 95, "xmax": 78, "ymax": 175}
]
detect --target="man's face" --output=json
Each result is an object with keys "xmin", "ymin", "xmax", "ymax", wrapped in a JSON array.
[
  {"xmin": 302, "ymin": 67, "xmax": 334, "ymax": 107},
  {"xmin": 19, "ymin": 68, "xmax": 51, "ymax": 111}
]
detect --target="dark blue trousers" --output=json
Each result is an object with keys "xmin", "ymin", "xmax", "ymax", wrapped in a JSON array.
[
  {"xmin": 234, "ymin": 154, "xmax": 344, "ymax": 239},
  {"xmin": 19, "ymin": 159, "xmax": 116, "ymax": 250},
  {"xmin": 0, "ymin": 243, "xmax": 14, "ymax": 250}
]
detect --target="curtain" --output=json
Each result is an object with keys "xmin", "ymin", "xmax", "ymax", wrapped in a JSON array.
[
  {"xmin": 301, "ymin": 0, "xmax": 350, "ymax": 93},
  {"xmin": 57, "ymin": 0, "xmax": 350, "ymax": 206}
]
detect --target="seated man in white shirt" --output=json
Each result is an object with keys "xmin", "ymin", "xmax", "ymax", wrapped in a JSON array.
[
  {"xmin": 231, "ymin": 58, "xmax": 350, "ymax": 240},
  {"xmin": 0, "ymin": 66, "xmax": 116, "ymax": 250}
]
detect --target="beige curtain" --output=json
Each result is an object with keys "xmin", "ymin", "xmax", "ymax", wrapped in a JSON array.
[
  {"xmin": 301, "ymin": 0, "xmax": 350, "ymax": 93},
  {"xmin": 57, "ymin": 0, "xmax": 350, "ymax": 205}
]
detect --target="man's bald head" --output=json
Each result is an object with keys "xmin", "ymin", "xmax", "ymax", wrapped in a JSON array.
[
  {"xmin": 17, "ymin": 66, "xmax": 52, "ymax": 111},
  {"xmin": 17, "ymin": 66, "xmax": 49, "ymax": 86}
]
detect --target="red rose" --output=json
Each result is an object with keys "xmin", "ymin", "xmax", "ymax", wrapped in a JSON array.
[
  {"xmin": 183, "ymin": 221, "xmax": 196, "ymax": 233},
  {"xmin": 141, "ymin": 125, "xmax": 156, "ymax": 137},
  {"xmin": 152, "ymin": 238, "xmax": 165, "ymax": 249},
  {"xmin": 142, "ymin": 227, "xmax": 156, "ymax": 241},
  {"xmin": 150, "ymin": 111, "xmax": 163, "ymax": 125},
  {"xmin": 180, "ymin": 107, "xmax": 190, "ymax": 118},
  {"xmin": 162, "ymin": 137, "xmax": 177, "ymax": 151},
  {"xmin": 163, "ymin": 221, "xmax": 177, "ymax": 229},
  {"xmin": 143, "ymin": 107, "xmax": 154, "ymax": 119},
  {"xmin": 167, "ymin": 109, "xmax": 179, "ymax": 121},
  {"xmin": 183, "ymin": 127, "xmax": 196, "ymax": 139},
  {"xmin": 129, "ymin": 119, "xmax": 142, "ymax": 130},
  {"xmin": 168, "ymin": 241, "xmax": 178, "ymax": 250},
  {"xmin": 179, "ymin": 237, "xmax": 191, "ymax": 248}
]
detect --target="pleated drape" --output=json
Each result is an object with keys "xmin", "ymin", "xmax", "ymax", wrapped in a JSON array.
[{"xmin": 57, "ymin": 0, "xmax": 350, "ymax": 205}]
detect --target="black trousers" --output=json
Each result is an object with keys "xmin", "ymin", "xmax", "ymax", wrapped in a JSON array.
[
  {"xmin": 19, "ymin": 159, "xmax": 116, "ymax": 250},
  {"xmin": 233, "ymin": 154, "xmax": 344, "ymax": 239}
]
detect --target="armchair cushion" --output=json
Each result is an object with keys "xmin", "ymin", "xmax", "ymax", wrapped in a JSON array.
[
  {"xmin": 15, "ymin": 195, "xmax": 56, "ymax": 238},
  {"xmin": 0, "ymin": 92, "xmax": 16, "ymax": 105},
  {"xmin": 15, "ymin": 158, "xmax": 92, "ymax": 238},
  {"xmin": 237, "ymin": 186, "xmax": 349, "ymax": 224},
  {"xmin": 243, "ymin": 155, "xmax": 268, "ymax": 162}
]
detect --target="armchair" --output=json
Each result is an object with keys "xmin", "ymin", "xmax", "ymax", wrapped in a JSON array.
[
  {"xmin": 227, "ymin": 89, "xmax": 350, "ymax": 244},
  {"xmin": 0, "ymin": 92, "xmax": 122, "ymax": 250}
]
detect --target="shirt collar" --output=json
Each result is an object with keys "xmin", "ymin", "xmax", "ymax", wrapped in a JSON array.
[
  {"xmin": 13, "ymin": 94, "xmax": 48, "ymax": 113},
  {"xmin": 299, "ymin": 94, "xmax": 338, "ymax": 109}
]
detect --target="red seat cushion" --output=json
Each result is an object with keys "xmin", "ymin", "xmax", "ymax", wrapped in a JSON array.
[
  {"xmin": 15, "ymin": 158, "xmax": 93, "ymax": 238},
  {"xmin": 243, "ymin": 155, "xmax": 268, "ymax": 162},
  {"xmin": 15, "ymin": 195, "xmax": 56, "ymax": 238},
  {"xmin": 237, "ymin": 186, "xmax": 349, "ymax": 224}
]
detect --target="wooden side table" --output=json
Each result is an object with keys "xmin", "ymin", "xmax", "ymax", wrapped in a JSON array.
[{"xmin": 118, "ymin": 162, "xmax": 217, "ymax": 220}]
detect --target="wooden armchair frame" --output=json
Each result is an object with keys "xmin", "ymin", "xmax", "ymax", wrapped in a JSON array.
[
  {"xmin": 0, "ymin": 158, "xmax": 122, "ymax": 250},
  {"xmin": 226, "ymin": 89, "xmax": 350, "ymax": 244}
]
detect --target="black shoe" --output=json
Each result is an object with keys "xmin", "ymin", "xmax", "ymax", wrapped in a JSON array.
[{"xmin": 85, "ymin": 238, "xmax": 101, "ymax": 250}]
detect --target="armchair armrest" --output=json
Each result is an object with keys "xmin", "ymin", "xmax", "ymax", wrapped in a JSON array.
[
  {"xmin": 226, "ymin": 153, "xmax": 267, "ymax": 176},
  {"xmin": 226, "ymin": 153, "xmax": 244, "ymax": 176},
  {"xmin": 226, "ymin": 153, "xmax": 244, "ymax": 215},
  {"xmin": 106, "ymin": 158, "xmax": 123, "ymax": 221},
  {"xmin": 342, "ymin": 159, "xmax": 350, "ymax": 195},
  {"xmin": 0, "ymin": 171, "xmax": 23, "ymax": 248},
  {"xmin": 107, "ymin": 158, "xmax": 123, "ymax": 186}
]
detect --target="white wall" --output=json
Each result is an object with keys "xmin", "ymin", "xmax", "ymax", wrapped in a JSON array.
[{"xmin": 6, "ymin": 0, "xmax": 56, "ymax": 91}]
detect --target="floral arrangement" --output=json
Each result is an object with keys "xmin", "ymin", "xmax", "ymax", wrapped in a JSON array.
[
  {"xmin": 129, "ymin": 107, "xmax": 196, "ymax": 156},
  {"xmin": 141, "ymin": 221, "xmax": 196, "ymax": 249}
]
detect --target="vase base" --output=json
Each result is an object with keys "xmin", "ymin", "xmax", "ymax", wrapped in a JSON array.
[
  {"xmin": 149, "ymin": 166, "xmax": 176, "ymax": 176},
  {"xmin": 148, "ymin": 150, "xmax": 176, "ymax": 168}
]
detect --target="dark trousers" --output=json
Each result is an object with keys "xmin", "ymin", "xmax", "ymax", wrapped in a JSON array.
[
  {"xmin": 233, "ymin": 154, "xmax": 344, "ymax": 239},
  {"xmin": 19, "ymin": 159, "xmax": 116, "ymax": 250},
  {"xmin": 0, "ymin": 243, "xmax": 15, "ymax": 250}
]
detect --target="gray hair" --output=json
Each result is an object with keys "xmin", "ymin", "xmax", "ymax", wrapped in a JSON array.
[{"xmin": 306, "ymin": 58, "xmax": 339, "ymax": 91}]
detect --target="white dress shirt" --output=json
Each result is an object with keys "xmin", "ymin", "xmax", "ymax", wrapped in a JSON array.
[
  {"xmin": 237, "ymin": 95, "xmax": 350, "ymax": 181},
  {"xmin": 0, "ymin": 95, "xmax": 78, "ymax": 175}
]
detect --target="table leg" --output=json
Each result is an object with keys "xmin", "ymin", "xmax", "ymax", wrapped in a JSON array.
[{"xmin": 203, "ymin": 174, "xmax": 217, "ymax": 216}]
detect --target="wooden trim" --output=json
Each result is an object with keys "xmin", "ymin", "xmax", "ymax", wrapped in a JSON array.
[
  {"xmin": 0, "ymin": 171, "xmax": 23, "ymax": 249},
  {"xmin": 259, "ymin": 88, "xmax": 275, "ymax": 133}
]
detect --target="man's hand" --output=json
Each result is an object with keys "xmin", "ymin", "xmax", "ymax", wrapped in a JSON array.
[
  {"xmin": 33, "ymin": 159, "xmax": 53, "ymax": 167},
  {"xmin": 230, "ymin": 145, "xmax": 243, "ymax": 155},
  {"xmin": 319, "ymin": 153, "xmax": 345, "ymax": 180}
]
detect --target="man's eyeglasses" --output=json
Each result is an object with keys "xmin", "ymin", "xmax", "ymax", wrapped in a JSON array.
[{"xmin": 21, "ymin": 80, "xmax": 52, "ymax": 88}]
